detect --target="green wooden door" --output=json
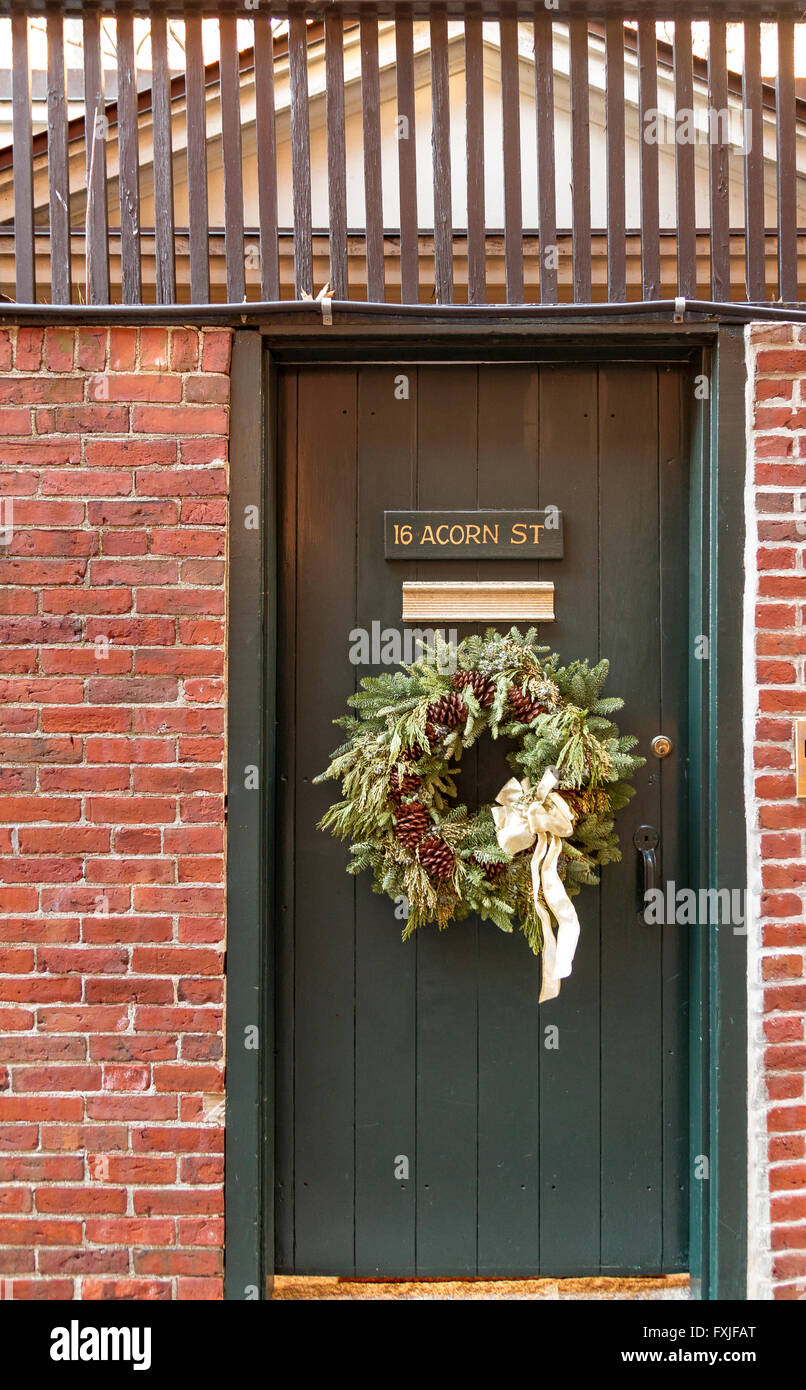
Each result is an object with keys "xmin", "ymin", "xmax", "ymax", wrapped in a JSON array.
[{"xmin": 274, "ymin": 361, "xmax": 690, "ymax": 1278}]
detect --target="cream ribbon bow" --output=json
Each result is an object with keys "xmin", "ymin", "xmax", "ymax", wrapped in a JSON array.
[{"xmin": 492, "ymin": 769, "xmax": 580, "ymax": 1003}]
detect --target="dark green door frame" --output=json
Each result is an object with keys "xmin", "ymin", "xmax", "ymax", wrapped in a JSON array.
[{"xmin": 224, "ymin": 318, "xmax": 748, "ymax": 1301}]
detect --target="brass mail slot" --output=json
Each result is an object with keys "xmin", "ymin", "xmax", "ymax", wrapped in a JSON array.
[{"xmin": 401, "ymin": 581, "xmax": 555, "ymax": 622}]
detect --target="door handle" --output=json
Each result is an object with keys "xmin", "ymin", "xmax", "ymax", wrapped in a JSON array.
[{"xmin": 633, "ymin": 824, "xmax": 660, "ymax": 918}]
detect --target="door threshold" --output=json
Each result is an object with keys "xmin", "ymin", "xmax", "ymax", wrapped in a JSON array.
[{"xmin": 271, "ymin": 1274, "xmax": 690, "ymax": 1300}]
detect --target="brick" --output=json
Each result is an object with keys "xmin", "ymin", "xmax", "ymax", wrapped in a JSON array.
[
  {"xmin": 135, "ymin": 469, "xmax": 226, "ymax": 498},
  {"xmin": 82, "ymin": 1277, "xmax": 173, "ymax": 1300},
  {"xmin": 76, "ymin": 328, "xmax": 108, "ymax": 370},
  {"xmin": 84, "ymin": 1217, "xmax": 175, "ymax": 1245},
  {"xmin": 14, "ymin": 327, "xmax": 44, "ymax": 370},
  {"xmin": 0, "ymin": 377, "xmax": 83, "ymax": 405},
  {"xmin": 102, "ymin": 373, "xmax": 182, "ymax": 402},
  {"xmin": 36, "ymin": 405, "xmax": 130, "ymax": 433},
  {"xmin": 170, "ymin": 329, "xmax": 199, "ymax": 371},
  {"xmin": 0, "ymin": 1220, "xmax": 81, "ymax": 1246},
  {"xmin": 108, "ymin": 328, "xmax": 136, "ymax": 371},
  {"xmin": 200, "ymin": 330, "xmax": 232, "ymax": 373},
  {"xmin": 131, "ymin": 404, "xmax": 228, "ymax": 435}
]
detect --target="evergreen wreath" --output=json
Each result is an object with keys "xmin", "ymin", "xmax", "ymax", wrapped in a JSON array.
[{"xmin": 315, "ymin": 627, "xmax": 644, "ymax": 960}]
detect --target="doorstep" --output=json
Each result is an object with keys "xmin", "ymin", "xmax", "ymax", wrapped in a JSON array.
[{"xmin": 271, "ymin": 1274, "xmax": 691, "ymax": 1300}]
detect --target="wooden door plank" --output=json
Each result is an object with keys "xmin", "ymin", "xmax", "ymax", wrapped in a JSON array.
[
  {"xmin": 354, "ymin": 367, "xmax": 418, "ymax": 1277},
  {"xmin": 254, "ymin": 13, "xmax": 280, "ymax": 302},
  {"xmin": 534, "ymin": 8, "xmax": 557, "ymax": 304},
  {"xmin": 430, "ymin": 12, "xmax": 454, "ymax": 305},
  {"xmin": 414, "ymin": 366, "xmax": 479, "ymax": 1276},
  {"xmin": 658, "ymin": 365, "xmax": 691, "ymax": 1271},
  {"xmin": 674, "ymin": 20, "xmax": 697, "ymax": 299},
  {"xmin": 569, "ymin": 17, "xmax": 591, "ymax": 303},
  {"xmin": 708, "ymin": 17, "xmax": 730, "ymax": 302},
  {"xmin": 361, "ymin": 16, "xmax": 385, "ymax": 302},
  {"xmin": 742, "ymin": 17, "xmax": 765, "ymax": 303},
  {"xmin": 293, "ymin": 369, "xmax": 358, "ymax": 1272},
  {"xmin": 274, "ymin": 367, "xmax": 298, "ymax": 1274},
  {"xmin": 500, "ymin": 18, "xmax": 524, "ymax": 304},
  {"xmin": 465, "ymin": 12, "xmax": 486, "ymax": 305},
  {"xmin": 476, "ymin": 367, "xmax": 541, "ymax": 1274},
  {"xmin": 116, "ymin": 9, "xmax": 141, "ymax": 305},
  {"xmin": 537, "ymin": 365, "xmax": 602, "ymax": 1275},
  {"xmin": 605, "ymin": 18, "xmax": 626, "ymax": 304},
  {"xmin": 598, "ymin": 365, "xmax": 664, "ymax": 1273},
  {"xmin": 220, "ymin": 14, "xmax": 246, "ymax": 303},
  {"xmin": 325, "ymin": 13, "xmax": 349, "ymax": 300},
  {"xmin": 776, "ymin": 16, "xmax": 798, "ymax": 303},
  {"xmin": 396, "ymin": 13, "xmax": 419, "ymax": 305},
  {"xmin": 637, "ymin": 18, "xmax": 660, "ymax": 299},
  {"xmin": 150, "ymin": 9, "xmax": 176, "ymax": 304},
  {"xmin": 289, "ymin": 14, "xmax": 314, "ymax": 298},
  {"xmin": 82, "ymin": 7, "xmax": 109, "ymax": 304},
  {"xmin": 46, "ymin": 9, "xmax": 70, "ymax": 305},
  {"xmin": 185, "ymin": 12, "xmax": 210, "ymax": 304}
]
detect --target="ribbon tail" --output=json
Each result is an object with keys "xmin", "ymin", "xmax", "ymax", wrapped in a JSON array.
[
  {"xmin": 541, "ymin": 836, "xmax": 581, "ymax": 985},
  {"xmin": 530, "ymin": 835, "xmax": 560, "ymax": 1003}
]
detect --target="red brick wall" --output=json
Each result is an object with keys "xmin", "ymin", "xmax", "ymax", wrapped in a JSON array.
[
  {"xmin": 0, "ymin": 325, "xmax": 230, "ymax": 1300},
  {"xmin": 3, "ymin": 318, "xmax": 803, "ymax": 1302},
  {"xmin": 748, "ymin": 322, "xmax": 806, "ymax": 1300}
]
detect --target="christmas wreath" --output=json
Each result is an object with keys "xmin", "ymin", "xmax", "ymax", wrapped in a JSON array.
[{"xmin": 316, "ymin": 627, "xmax": 644, "ymax": 1000}]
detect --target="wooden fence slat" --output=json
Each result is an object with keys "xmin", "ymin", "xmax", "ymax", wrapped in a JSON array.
[
  {"xmin": 116, "ymin": 9, "xmax": 141, "ymax": 305},
  {"xmin": 254, "ymin": 12, "xmax": 280, "ymax": 301},
  {"xmin": 637, "ymin": 18, "xmax": 660, "ymax": 299},
  {"xmin": 673, "ymin": 18, "xmax": 696, "ymax": 298},
  {"xmin": 534, "ymin": 6, "xmax": 557, "ymax": 304},
  {"xmin": 605, "ymin": 17, "xmax": 626, "ymax": 302},
  {"xmin": 569, "ymin": 16, "xmax": 591, "ymax": 303},
  {"xmin": 289, "ymin": 12, "xmax": 314, "ymax": 298},
  {"xmin": 742, "ymin": 16, "xmax": 765, "ymax": 303},
  {"xmin": 396, "ymin": 12, "xmax": 419, "ymax": 304},
  {"xmin": 220, "ymin": 13, "xmax": 246, "ymax": 302},
  {"xmin": 500, "ymin": 16, "xmax": 524, "ymax": 304},
  {"xmin": 430, "ymin": 11, "xmax": 453, "ymax": 304},
  {"xmin": 361, "ymin": 15, "xmax": 385, "ymax": 301},
  {"xmin": 464, "ymin": 11, "xmax": 485, "ymax": 305},
  {"xmin": 150, "ymin": 9, "xmax": 176, "ymax": 304},
  {"xmin": 324, "ymin": 12, "xmax": 348, "ymax": 300},
  {"xmin": 776, "ymin": 15, "xmax": 798, "ymax": 303},
  {"xmin": 12, "ymin": 11, "xmax": 35, "ymax": 303},
  {"xmin": 46, "ymin": 9, "xmax": 70, "ymax": 305},
  {"xmin": 82, "ymin": 6, "xmax": 109, "ymax": 304},
  {"xmin": 185, "ymin": 10, "xmax": 210, "ymax": 303},
  {"xmin": 708, "ymin": 16, "xmax": 730, "ymax": 302}
]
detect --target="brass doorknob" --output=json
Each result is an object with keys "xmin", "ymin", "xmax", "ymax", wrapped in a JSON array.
[{"xmin": 651, "ymin": 734, "xmax": 673, "ymax": 759}]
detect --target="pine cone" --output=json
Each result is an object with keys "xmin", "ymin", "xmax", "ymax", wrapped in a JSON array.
[
  {"xmin": 508, "ymin": 685, "xmax": 546, "ymax": 724},
  {"xmin": 418, "ymin": 834, "xmax": 455, "ymax": 880},
  {"xmin": 471, "ymin": 854, "xmax": 506, "ymax": 883},
  {"xmin": 389, "ymin": 764, "xmax": 422, "ymax": 804},
  {"xmin": 452, "ymin": 669, "xmax": 496, "ymax": 709},
  {"xmin": 426, "ymin": 690, "xmax": 465, "ymax": 731},
  {"xmin": 407, "ymin": 722, "xmax": 437, "ymax": 760},
  {"xmin": 393, "ymin": 802, "xmax": 430, "ymax": 848}
]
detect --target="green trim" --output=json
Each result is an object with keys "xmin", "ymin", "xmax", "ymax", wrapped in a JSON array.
[
  {"xmin": 687, "ymin": 329, "xmax": 748, "ymax": 1300},
  {"xmin": 225, "ymin": 322, "xmax": 749, "ymax": 1299},
  {"xmin": 224, "ymin": 330, "xmax": 267, "ymax": 1300},
  {"xmin": 709, "ymin": 327, "xmax": 749, "ymax": 1299}
]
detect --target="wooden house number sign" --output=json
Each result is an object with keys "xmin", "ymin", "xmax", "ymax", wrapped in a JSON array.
[{"xmin": 384, "ymin": 510, "xmax": 564, "ymax": 560}]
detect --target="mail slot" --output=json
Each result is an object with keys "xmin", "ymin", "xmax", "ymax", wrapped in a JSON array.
[{"xmin": 401, "ymin": 581, "xmax": 555, "ymax": 622}]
